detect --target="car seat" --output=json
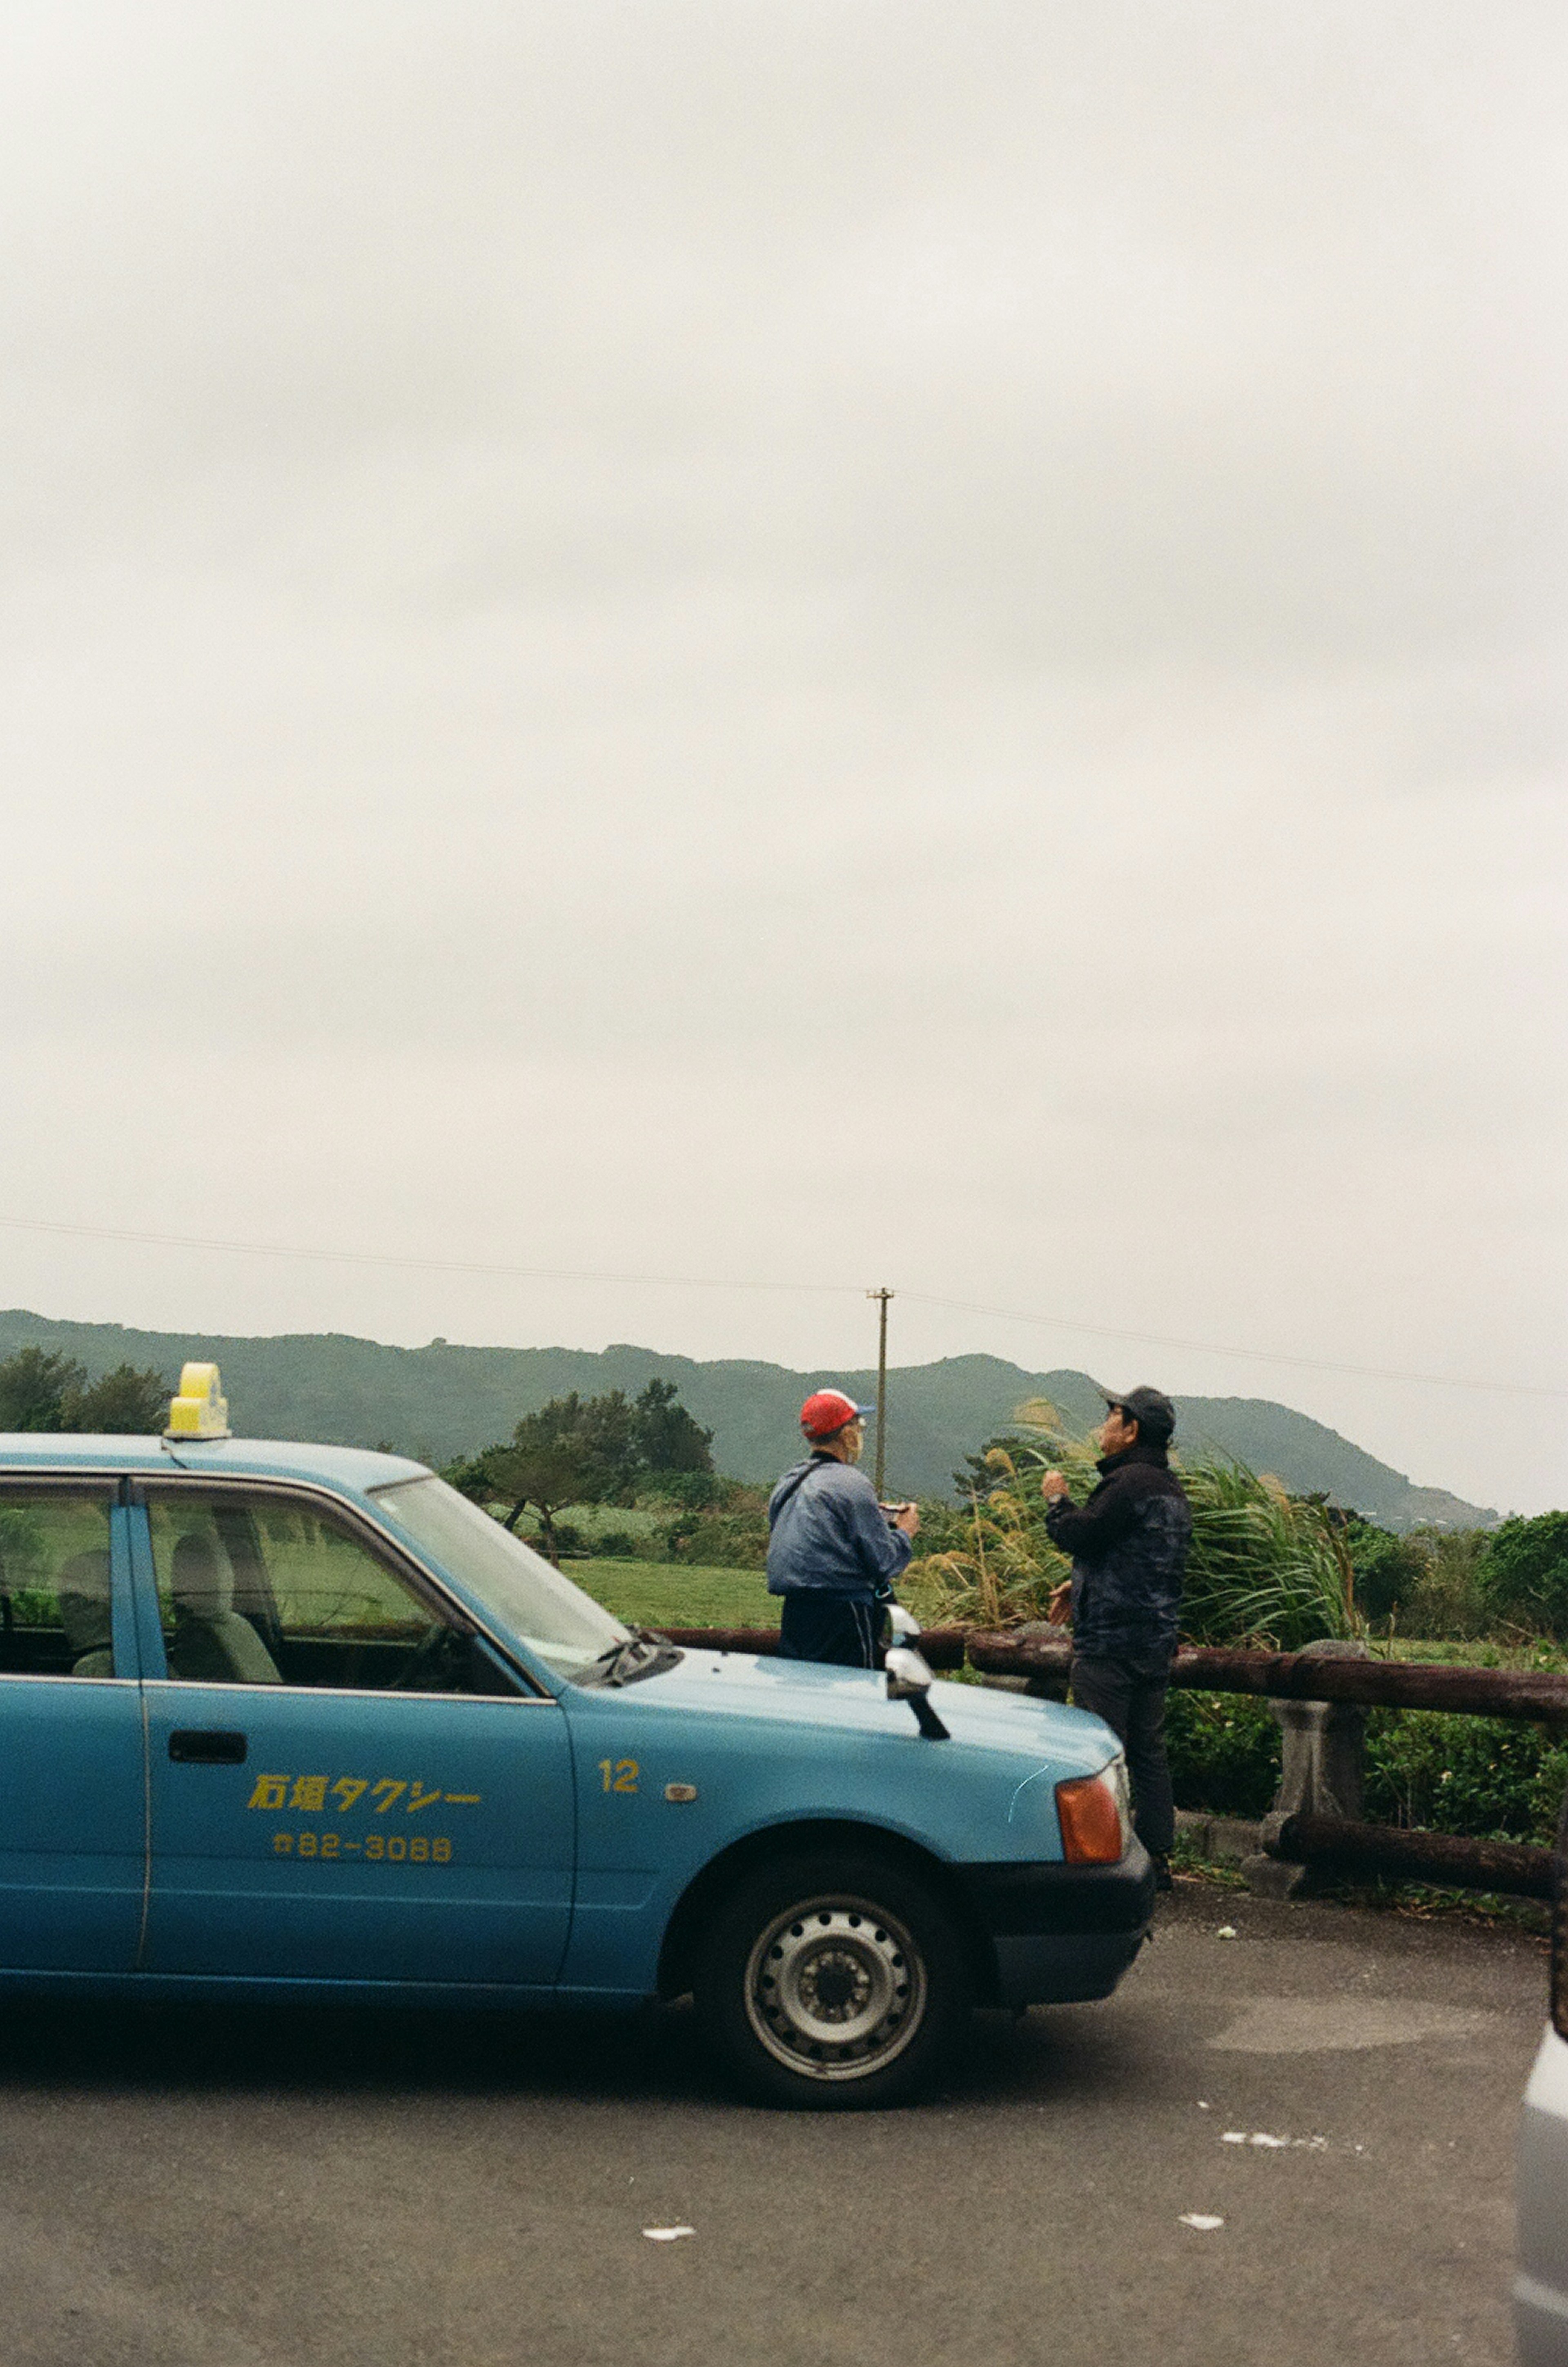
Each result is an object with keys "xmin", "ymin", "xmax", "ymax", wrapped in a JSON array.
[
  {"xmin": 57, "ymin": 1547, "xmax": 115, "ymax": 1677},
  {"xmin": 167, "ymin": 1532, "xmax": 282, "ymax": 1685}
]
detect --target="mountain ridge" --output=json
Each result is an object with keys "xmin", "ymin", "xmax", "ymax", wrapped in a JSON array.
[{"xmin": 0, "ymin": 1309, "xmax": 1495, "ymax": 1531}]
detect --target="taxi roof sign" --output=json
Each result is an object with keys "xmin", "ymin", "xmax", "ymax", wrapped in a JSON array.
[{"xmin": 165, "ymin": 1362, "xmax": 230, "ymax": 1440}]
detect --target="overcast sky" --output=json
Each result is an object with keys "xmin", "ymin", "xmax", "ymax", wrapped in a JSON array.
[{"xmin": 0, "ymin": 3, "xmax": 1563, "ymax": 1512}]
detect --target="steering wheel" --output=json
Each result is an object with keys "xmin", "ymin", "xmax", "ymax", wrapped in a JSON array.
[{"xmin": 388, "ymin": 1619, "xmax": 458, "ymax": 1691}]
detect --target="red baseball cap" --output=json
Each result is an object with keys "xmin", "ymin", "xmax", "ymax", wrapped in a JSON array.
[{"xmin": 799, "ymin": 1389, "xmax": 875, "ymax": 1439}]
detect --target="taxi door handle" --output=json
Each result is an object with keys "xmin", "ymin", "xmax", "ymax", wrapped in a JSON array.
[{"xmin": 168, "ymin": 1729, "xmax": 248, "ymax": 1765}]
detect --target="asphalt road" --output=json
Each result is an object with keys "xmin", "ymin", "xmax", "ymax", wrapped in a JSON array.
[{"xmin": 0, "ymin": 1877, "xmax": 1546, "ymax": 2367}]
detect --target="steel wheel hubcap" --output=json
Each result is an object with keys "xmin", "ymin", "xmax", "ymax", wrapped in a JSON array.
[{"xmin": 744, "ymin": 1895, "xmax": 927, "ymax": 2082}]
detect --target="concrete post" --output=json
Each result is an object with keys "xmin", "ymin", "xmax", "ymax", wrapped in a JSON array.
[{"xmin": 1242, "ymin": 1638, "xmax": 1372, "ymax": 1898}]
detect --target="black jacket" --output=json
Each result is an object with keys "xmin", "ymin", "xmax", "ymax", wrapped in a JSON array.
[{"xmin": 1044, "ymin": 1442, "xmax": 1191, "ymax": 1671}]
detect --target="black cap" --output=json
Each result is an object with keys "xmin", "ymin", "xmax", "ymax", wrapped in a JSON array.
[{"xmin": 1101, "ymin": 1384, "xmax": 1176, "ymax": 1446}]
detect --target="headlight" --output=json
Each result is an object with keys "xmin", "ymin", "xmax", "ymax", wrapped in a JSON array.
[{"xmin": 1056, "ymin": 1757, "xmax": 1129, "ymax": 1866}]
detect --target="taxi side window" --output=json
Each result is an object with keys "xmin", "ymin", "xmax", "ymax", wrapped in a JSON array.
[
  {"xmin": 145, "ymin": 1489, "xmax": 520, "ymax": 1695},
  {"xmin": 0, "ymin": 1486, "xmax": 119, "ymax": 1678}
]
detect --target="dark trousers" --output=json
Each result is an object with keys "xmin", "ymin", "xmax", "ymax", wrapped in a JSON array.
[
  {"xmin": 776, "ymin": 1594, "xmax": 883, "ymax": 1668},
  {"xmin": 1069, "ymin": 1652, "xmax": 1176, "ymax": 1859}
]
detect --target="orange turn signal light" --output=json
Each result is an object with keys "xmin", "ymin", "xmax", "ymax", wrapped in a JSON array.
[{"xmin": 1056, "ymin": 1772, "xmax": 1123, "ymax": 1866}]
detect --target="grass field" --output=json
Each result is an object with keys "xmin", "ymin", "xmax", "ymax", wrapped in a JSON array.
[
  {"xmin": 571, "ymin": 1557, "xmax": 955, "ymax": 1630},
  {"xmin": 571, "ymin": 1558, "xmax": 777, "ymax": 1628},
  {"xmin": 570, "ymin": 1561, "xmax": 1568, "ymax": 1679}
]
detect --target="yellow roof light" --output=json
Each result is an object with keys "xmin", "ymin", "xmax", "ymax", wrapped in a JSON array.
[{"xmin": 166, "ymin": 1362, "xmax": 230, "ymax": 1440}]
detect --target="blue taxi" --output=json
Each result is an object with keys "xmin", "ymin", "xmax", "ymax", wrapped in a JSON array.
[{"xmin": 0, "ymin": 1364, "xmax": 1153, "ymax": 2106}]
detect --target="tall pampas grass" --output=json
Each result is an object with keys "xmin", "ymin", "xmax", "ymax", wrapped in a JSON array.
[{"xmin": 917, "ymin": 1400, "xmax": 1359, "ymax": 1649}]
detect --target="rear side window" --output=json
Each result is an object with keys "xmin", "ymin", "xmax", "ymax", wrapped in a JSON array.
[
  {"xmin": 0, "ymin": 1485, "xmax": 120, "ymax": 1678},
  {"xmin": 144, "ymin": 1487, "xmax": 522, "ymax": 1696}
]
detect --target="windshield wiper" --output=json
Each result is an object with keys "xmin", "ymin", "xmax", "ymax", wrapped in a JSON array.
[{"xmin": 583, "ymin": 1627, "xmax": 683, "ymax": 1689}]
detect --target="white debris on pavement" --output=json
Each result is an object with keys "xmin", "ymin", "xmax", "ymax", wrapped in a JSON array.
[
  {"xmin": 1179, "ymin": 2214, "xmax": 1225, "ymax": 2232},
  {"xmin": 642, "ymin": 2227, "xmax": 695, "ymax": 2242},
  {"xmin": 1215, "ymin": 1925, "xmax": 1239, "ymax": 1940},
  {"xmin": 1221, "ymin": 2130, "xmax": 1330, "ymax": 2150}
]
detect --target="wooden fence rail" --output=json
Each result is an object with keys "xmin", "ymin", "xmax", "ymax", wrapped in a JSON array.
[
  {"xmin": 1268, "ymin": 1815, "xmax": 1555, "ymax": 1901},
  {"xmin": 960, "ymin": 1633, "xmax": 1568, "ymax": 1723},
  {"xmin": 663, "ymin": 1624, "xmax": 1568, "ymax": 1722},
  {"xmin": 660, "ymin": 1622, "xmax": 1568, "ymax": 1899}
]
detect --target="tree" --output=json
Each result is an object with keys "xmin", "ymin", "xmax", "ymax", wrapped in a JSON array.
[
  {"xmin": 449, "ymin": 1379, "xmax": 715, "ymax": 1559},
  {"xmin": 1480, "ymin": 1511, "xmax": 1568, "ymax": 1640},
  {"xmin": 0, "ymin": 1347, "xmax": 86, "ymax": 1431},
  {"xmin": 69, "ymin": 1363, "xmax": 171, "ymax": 1433},
  {"xmin": 0, "ymin": 1344, "xmax": 171, "ymax": 1436},
  {"xmin": 574, "ymin": 1390, "xmax": 640, "ymax": 1501},
  {"xmin": 466, "ymin": 1396, "xmax": 613, "ymax": 1562},
  {"xmin": 631, "ymin": 1378, "xmax": 714, "ymax": 1476},
  {"xmin": 1338, "ymin": 1513, "xmax": 1432, "ymax": 1625}
]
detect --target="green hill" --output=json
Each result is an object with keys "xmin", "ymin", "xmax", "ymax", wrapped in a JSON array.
[{"xmin": 0, "ymin": 1309, "xmax": 1494, "ymax": 1531}]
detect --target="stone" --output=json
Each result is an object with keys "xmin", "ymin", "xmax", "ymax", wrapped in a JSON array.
[
  {"xmin": 1243, "ymin": 1639, "xmax": 1372, "ymax": 1897},
  {"xmin": 1240, "ymin": 1852, "xmax": 1312, "ymax": 1899}
]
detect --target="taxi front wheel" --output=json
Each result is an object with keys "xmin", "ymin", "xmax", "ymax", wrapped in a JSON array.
[{"xmin": 694, "ymin": 1850, "xmax": 970, "ymax": 2108}]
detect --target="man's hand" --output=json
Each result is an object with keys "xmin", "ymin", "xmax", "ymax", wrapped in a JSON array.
[
  {"xmin": 1046, "ymin": 1580, "xmax": 1073, "ymax": 1627},
  {"xmin": 1040, "ymin": 1470, "xmax": 1069, "ymax": 1503},
  {"xmin": 893, "ymin": 1502, "xmax": 920, "ymax": 1538}
]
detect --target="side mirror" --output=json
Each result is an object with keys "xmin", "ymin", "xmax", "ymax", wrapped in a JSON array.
[
  {"xmin": 884, "ymin": 1643, "xmax": 932, "ymax": 1697},
  {"xmin": 886, "ymin": 1603, "xmax": 923, "ymax": 1641},
  {"xmin": 885, "ymin": 1643, "xmax": 950, "ymax": 1741}
]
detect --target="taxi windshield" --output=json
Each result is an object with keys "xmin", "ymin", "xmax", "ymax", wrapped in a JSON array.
[{"xmin": 368, "ymin": 1476, "xmax": 629, "ymax": 1681}]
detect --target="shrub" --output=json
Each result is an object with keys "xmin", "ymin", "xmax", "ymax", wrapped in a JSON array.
[
  {"xmin": 1178, "ymin": 1457, "xmax": 1357, "ymax": 1648},
  {"xmin": 653, "ymin": 1484, "xmax": 771, "ymax": 1570},
  {"xmin": 1480, "ymin": 1512, "xmax": 1568, "ymax": 1642},
  {"xmin": 642, "ymin": 1470, "xmax": 726, "ymax": 1511},
  {"xmin": 1165, "ymin": 1691, "xmax": 1281, "ymax": 1818},
  {"xmin": 1363, "ymin": 1711, "xmax": 1568, "ymax": 1846},
  {"xmin": 1161, "ymin": 1695, "xmax": 1568, "ymax": 1843},
  {"xmin": 1343, "ymin": 1517, "xmax": 1430, "ymax": 1624},
  {"xmin": 1397, "ymin": 1532, "xmax": 1494, "ymax": 1642},
  {"xmin": 520, "ymin": 1519, "xmax": 586, "ymax": 1558},
  {"xmin": 661, "ymin": 1512, "xmax": 768, "ymax": 1570}
]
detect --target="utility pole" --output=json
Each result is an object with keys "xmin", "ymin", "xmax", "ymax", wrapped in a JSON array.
[{"xmin": 867, "ymin": 1288, "xmax": 894, "ymax": 1497}]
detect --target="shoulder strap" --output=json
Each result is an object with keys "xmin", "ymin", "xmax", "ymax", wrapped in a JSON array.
[{"xmin": 771, "ymin": 1456, "xmax": 831, "ymax": 1523}]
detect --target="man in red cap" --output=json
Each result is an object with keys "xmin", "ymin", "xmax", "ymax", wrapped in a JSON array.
[{"xmin": 766, "ymin": 1389, "xmax": 920, "ymax": 1665}]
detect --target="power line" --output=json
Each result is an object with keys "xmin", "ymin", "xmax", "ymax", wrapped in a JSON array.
[
  {"xmin": 0, "ymin": 1214, "xmax": 865, "ymax": 1299},
  {"xmin": 0, "ymin": 1210, "xmax": 1559, "ymax": 1402},
  {"xmin": 900, "ymin": 1290, "xmax": 1567, "ymax": 1402}
]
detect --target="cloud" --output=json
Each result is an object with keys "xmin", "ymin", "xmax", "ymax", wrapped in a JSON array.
[{"xmin": 0, "ymin": 2, "xmax": 1561, "ymax": 1511}]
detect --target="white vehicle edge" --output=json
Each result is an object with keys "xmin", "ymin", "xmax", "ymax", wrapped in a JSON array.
[{"xmin": 1515, "ymin": 1793, "xmax": 1568, "ymax": 2366}]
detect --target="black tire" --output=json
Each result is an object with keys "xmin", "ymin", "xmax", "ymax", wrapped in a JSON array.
[{"xmin": 693, "ymin": 1849, "xmax": 971, "ymax": 2109}]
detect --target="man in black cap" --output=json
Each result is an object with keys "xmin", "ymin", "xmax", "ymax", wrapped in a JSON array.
[{"xmin": 1041, "ymin": 1386, "xmax": 1191, "ymax": 1888}]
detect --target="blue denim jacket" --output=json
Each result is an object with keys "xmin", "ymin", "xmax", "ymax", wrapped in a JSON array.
[{"xmin": 766, "ymin": 1454, "xmax": 912, "ymax": 1599}]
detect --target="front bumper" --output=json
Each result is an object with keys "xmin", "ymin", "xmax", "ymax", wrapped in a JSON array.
[{"xmin": 958, "ymin": 1842, "xmax": 1156, "ymax": 2007}]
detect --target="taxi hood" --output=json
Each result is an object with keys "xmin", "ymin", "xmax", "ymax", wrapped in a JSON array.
[{"xmin": 588, "ymin": 1647, "xmax": 1118, "ymax": 1781}]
